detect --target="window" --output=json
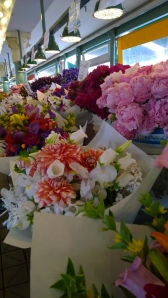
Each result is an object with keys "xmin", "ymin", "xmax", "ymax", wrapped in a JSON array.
[
  {"xmin": 84, "ymin": 43, "xmax": 108, "ymax": 61},
  {"xmin": 123, "ymin": 36, "xmax": 168, "ymax": 66},
  {"xmin": 66, "ymin": 54, "xmax": 76, "ymax": 69},
  {"xmin": 37, "ymin": 65, "xmax": 56, "ymax": 78}
]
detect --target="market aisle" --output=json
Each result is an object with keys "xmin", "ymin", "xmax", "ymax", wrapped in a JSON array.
[{"xmin": 0, "ymin": 173, "xmax": 30, "ymax": 298}]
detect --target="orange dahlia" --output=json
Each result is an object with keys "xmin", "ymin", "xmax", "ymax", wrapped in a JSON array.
[
  {"xmin": 29, "ymin": 161, "xmax": 37, "ymax": 177},
  {"xmin": 34, "ymin": 177, "xmax": 76, "ymax": 208},
  {"xmin": 80, "ymin": 148, "xmax": 103, "ymax": 172},
  {"xmin": 36, "ymin": 142, "xmax": 81, "ymax": 175}
]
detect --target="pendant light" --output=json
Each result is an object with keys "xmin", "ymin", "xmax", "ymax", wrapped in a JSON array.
[
  {"xmin": 61, "ymin": 25, "xmax": 81, "ymax": 43},
  {"xmin": 45, "ymin": 33, "xmax": 60, "ymax": 54},
  {"xmin": 34, "ymin": 45, "xmax": 46, "ymax": 62},
  {"xmin": 7, "ymin": 53, "xmax": 15, "ymax": 79},
  {"xmin": 93, "ymin": 1, "xmax": 123, "ymax": 19},
  {"xmin": 27, "ymin": 57, "xmax": 37, "ymax": 66}
]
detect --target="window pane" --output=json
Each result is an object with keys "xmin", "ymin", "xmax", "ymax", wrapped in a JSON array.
[
  {"xmin": 122, "ymin": 36, "xmax": 168, "ymax": 66},
  {"xmin": 88, "ymin": 62, "xmax": 110, "ymax": 73},
  {"xmin": 66, "ymin": 54, "xmax": 76, "ymax": 69},
  {"xmin": 85, "ymin": 44, "xmax": 108, "ymax": 61},
  {"xmin": 38, "ymin": 65, "xmax": 56, "ymax": 78}
]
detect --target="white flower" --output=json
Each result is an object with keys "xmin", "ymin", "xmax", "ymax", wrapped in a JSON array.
[
  {"xmin": 99, "ymin": 148, "xmax": 117, "ymax": 165},
  {"xmin": 47, "ymin": 160, "xmax": 65, "ymax": 178},
  {"xmin": 53, "ymin": 203, "xmax": 65, "ymax": 214},
  {"xmin": 89, "ymin": 162, "xmax": 117, "ymax": 186},
  {"xmin": 45, "ymin": 131, "xmax": 60, "ymax": 144},
  {"xmin": 116, "ymin": 172, "xmax": 134, "ymax": 187},
  {"xmin": 65, "ymin": 201, "xmax": 85, "ymax": 216},
  {"xmin": 92, "ymin": 185, "xmax": 107, "ymax": 200},
  {"xmin": 80, "ymin": 179, "xmax": 95, "ymax": 199},
  {"xmin": 118, "ymin": 153, "xmax": 136, "ymax": 170},
  {"xmin": 69, "ymin": 162, "xmax": 89, "ymax": 179},
  {"xmin": 70, "ymin": 126, "xmax": 87, "ymax": 144}
]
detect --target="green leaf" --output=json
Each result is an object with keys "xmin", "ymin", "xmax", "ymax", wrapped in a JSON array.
[
  {"xmin": 142, "ymin": 236, "xmax": 149, "ymax": 260},
  {"xmin": 50, "ymin": 279, "xmax": 65, "ymax": 291},
  {"xmin": 67, "ymin": 259, "xmax": 76, "ymax": 277},
  {"xmin": 101, "ymin": 284, "xmax": 111, "ymax": 298},
  {"xmin": 84, "ymin": 203, "xmax": 102, "ymax": 219},
  {"xmin": 160, "ymin": 140, "xmax": 168, "ymax": 147},
  {"xmin": 104, "ymin": 215, "xmax": 117, "ymax": 232},
  {"xmin": 155, "ymin": 216, "xmax": 167, "ymax": 233},
  {"xmin": 139, "ymin": 193, "xmax": 152, "ymax": 207},
  {"xmin": 121, "ymin": 255, "xmax": 135, "ymax": 263},
  {"xmin": 120, "ymin": 219, "xmax": 132, "ymax": 243},
  {"xmin": 79, "ymin": 266, "xmax": 86, "ymax": 287},
  {"xmin": 109, "ymin": 242, "xmax": 128, "ymax": 250},
  {"xmin": 101, "ymin": 228, "xmax": 109, "ymax": 232},
  {"xmin": 92, "ymin": 284, "xmax": 99, "ymax": 297},
  {"xmin": 143, "ymin": 202, "xmax": 160, "ymax": 217},
  {"xmin": 97, "ymin": 198, "xmax": 105, "ymax": 217}
]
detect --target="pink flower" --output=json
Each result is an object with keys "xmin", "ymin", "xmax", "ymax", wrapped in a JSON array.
[
  {"xmin": 155, "ymin": 144, "xmax": 168, "ymax": 168},
  {"xmin": 130, "ymin": 75, "xmax": 153, "ymax": 103},
  {"xmin": 149, "ymin": 98, "xmax": 168, "ymax": 127},
  {"xmin": 106, "ymin": 82, "xmax": 134, "ymax": 107},
  {"xmin": 36, "ymin": 142, "xmax": 81, "ymax": 175},
  {"xmin": 34, "ymin": 177, "xmax": 76, "ymax": 208},
  {"xmin": 116, "ymin": 257, "xmax": 164, "ymax": 298},
  {"xmin": 116, "ymin": 103, "xmax": 143, "ymax": 131},
  {"xmin": 96, "ymin": 94, "xmax": 108, "ymax": 109},
  {"xmin": 151, "ymin": 73, "xmax": 168, "ymax": 99},
  {"xmin": 164, "ymin": 126, "xmax": 168, "ymax": 136},
  {"xmin": 102, "ymin": 71, "xmax": 123, "ymax": 90},
  {"xmin": 151, "ymin": 60, "xmax": 168, "ymax": 74},
  {"xmin": 17, "ymin": 157, "xmax": 32, "ymax": 169},
  {"xmin": 113, "ymin": 120, "xmax": 137, "ymax": 139},
  {"xmin": 137, "ymin": 115, "xmax": 157, "ymax": 136}
]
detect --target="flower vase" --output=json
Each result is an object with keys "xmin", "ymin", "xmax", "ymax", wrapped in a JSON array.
[{"xmin": 133, "ymin": 128, "xmax": 167, "ymax": 155}]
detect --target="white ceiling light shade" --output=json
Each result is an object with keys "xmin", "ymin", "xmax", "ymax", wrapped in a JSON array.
[
  {"xmin": 93, "ymin": 0, "xmax": 124, "ymax": 20},
  {"xmin": 0, "ymin": 11, "xmax": 3, "ymax": 18},
  {"xmin": 1, "ymin": 17, "xmax": 7, "ymax": 25},
  {"xmin": 4, "ymin": 0, "xmax": 12, "ymax": 8}
]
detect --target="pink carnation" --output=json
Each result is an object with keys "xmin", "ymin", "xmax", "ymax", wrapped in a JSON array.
[
  {"xmin": 113, "ymin": 120, "xmax": 137, "ymax": 139},
  {"xmin": 130, "ymin": 75, "xmax": 153, "ymax": 103},
  {"xmin": 151, "ymin": 72, "xmax": 168, "ymax": 99},
  {"xmin": 116, "ymin": 102, "xmax": 143, "ymax": 131}
]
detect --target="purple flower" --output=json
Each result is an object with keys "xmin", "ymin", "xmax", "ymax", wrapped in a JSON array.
[
  {"xmin": 116, "ymin": 257, "xmax": 164, "ymax": 298},
  {"xmin": 0, "ymin": 126, "xmax": 6, "ymax": 137},
  {"xmin": 29, "ymin": 122, "xmax": 40, "ymax": 134},
  {"xmin": 48, "ymin": 110, "xmax": 55, "ymax": 119},
  {"xmin": 12, "ymin": 106, "xmax": 18, "ymax": 113},
  {"xmin": 12, "ymin": 131, "xmax": 25, "ymax": 139}
]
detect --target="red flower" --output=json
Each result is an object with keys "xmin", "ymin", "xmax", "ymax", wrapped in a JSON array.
[{"xmin": 144, "ymin": 284, "xmax": 168, "ymax": 298}]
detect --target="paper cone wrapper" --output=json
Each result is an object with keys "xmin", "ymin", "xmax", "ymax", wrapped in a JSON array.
[
  {"xmin": 0, "ymin": 156, "xmax": 18, "ymax": 175},
  {"xmin": 61, "ymin": 105, "xmax": 93, "ymax": 126},
  {"xmin": 31, "ymin": 213, "xmax": 152, "ymax": 298}
]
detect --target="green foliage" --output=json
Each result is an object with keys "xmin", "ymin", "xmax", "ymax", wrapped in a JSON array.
[
  {"xmin": 160, "ymin": 140, "xmax": 168, "ymax": 147},
  {"xmin": 121, "ymin": 255, "xmax": 136, "ymax": 263},
  {"xmin": 19, "ymin": 150, "xmax": 29, "ymax": 157},
  {"xmin": 120, "ymin": 219, "xmax": 132, "ymax": 243},
  {"xmin": 139, "ymin": 193, "xmax": 152, "ymax": 207},
  {"xmin": 14, "ymin": 164, "xmax": 26, "ymax": 174}
]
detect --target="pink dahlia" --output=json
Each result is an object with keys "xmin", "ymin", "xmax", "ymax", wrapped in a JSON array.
[
  {"xmin": 80, "ymin": 148, "xmax": 103, "ymax": 172},
  {"xmin": 113, "ymin": 120, "xmax": 137, "ymax": 139},
  {"xmin": 116, "ymin": 102, "xmax": 143, "ymax": 131},
  {"xmin": 34, "ymin": 177, "xmax": 76, "ymax": 208},
  {"xmin": 130, "ymin": 75, "xmax": 153, "ymax": 103},
  {"xmin": 36, "ymin": 142, "xmax": 81, "ymax": 175},
  {"xmin": 151, "ymin": 73, "xmax": 168, "ymax": 99}
]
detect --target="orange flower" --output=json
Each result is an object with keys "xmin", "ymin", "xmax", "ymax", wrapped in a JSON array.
[
  {"xmin": 80, "ymin": 148, "xmax": 103, "ymax": 172},
  {"xmin": 36, "ymin": 142, "xmax": 81, "ymax": 174},
  {"xmin": 151, "ymin": 224, "xmax": 168, "ymax": 251},
  {"xmin": 34, "ymin": 177, "xmax": 76, "ymax": 208},
  {"xmin": 29, "ymin": 161, "xmax": 37, "ymax": 177}
]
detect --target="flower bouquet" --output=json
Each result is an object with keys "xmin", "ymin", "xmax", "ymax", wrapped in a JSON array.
[
  {"xmin": 2, "ymin": 121, "xmax": 160, "ymax": 248},
  {"xmin": 0, "ymin": 103, "xmax": 75, "ymax": 174},
  {"xmin": 8, "ymin": 83, "xmax": 28, "ymax": 98}
]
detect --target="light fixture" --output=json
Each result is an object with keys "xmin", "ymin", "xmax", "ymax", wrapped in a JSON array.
[
  {"xmin": 93, "ymin": 2, "xmax": 123, "ymax": 19},
  {"xmin": 61, "ymin": 25, "xmax": 81, "ymax": 43},
  {"xmin": 4, "ymin": 0, "xmax": 12, "ymax": 8},
  {"xmin": 0, "ymin": 12, "xmax": 3, "ymax": 18},
  {"xmin": 45, "ymin": 33, "xmax": 60, "ymax": 54},
  {"xmin": 4, "ymin": 76, "xmax": 9, "ymax": 82},
  {"xmin": 1, "ymin": 17, "xmax": 7, "ymax": 25},
  {"xmin": 21, "ymin": 63, "xmax": 30, "ymax": 71},
  {"xmin": 34, "ymin": 45, "xmax": 46, "ymax": 62},
  {"xmin": 27, "ymin": 57, "xmax": 37, "ymax": 66},
  {"xmin": 10, "ymin": 72, "xmax": 15, "ymax": 79}
]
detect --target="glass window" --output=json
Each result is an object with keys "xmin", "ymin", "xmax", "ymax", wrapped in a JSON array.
[
  {"xmin": 66, "ymin": 54, "xmax": 76, "ymax": 69},
  {"xmin": 89, "ymin": 62, "xmax": 110, "ymax": 73},
  {"xmin": 38, "ymin": 65, "xmax": 56, "ymax": 78},
  {"xmin": 122, "ymin": 36, "xmax": 168, "ymax": 66},
  {"xmin": 84, "ymin": 43, "xmax": 108, "ymax": 61}
]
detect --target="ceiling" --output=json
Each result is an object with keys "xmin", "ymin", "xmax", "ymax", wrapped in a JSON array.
[{"xmin": 8, "ymin": 0, "xmax": 54, "ymax": 32}]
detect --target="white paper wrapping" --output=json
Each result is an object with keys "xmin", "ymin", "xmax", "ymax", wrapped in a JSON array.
[
  {"xmin": 61, "ymin": 105, "xmax": 93, "ymax": 126},
  {"xmin": 0, "ymin": 156, "xmax": 18, "ymax": 175},
  {"xmin": 31, "ymin": 213, "xmax": 152, "ymax": 298}
]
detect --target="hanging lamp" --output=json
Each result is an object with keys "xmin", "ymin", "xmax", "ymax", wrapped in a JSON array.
[
  {"xmin": 61, "ymin": 25, "xmax": 81, "ymax": 43},
  {"xmin": 93, "ymin": 1, "xmax": 123, "ymax": 19},
  {"xmin": 45, "ymin": 33, "xmax": 60, "ymax": 54},
  {"xmin": 27, "ymin": 57, "xmax": 37, "ymax": 66},
  {"xmin": 34, "ymin": 45, "xmax": 46, "ymax": 62},
  {"xmin": 21, "ymin": 63, "xmax": 30, "ymax": 71},
  {"xmin": 4, "ymin": 76, "xmax": 9, "ymax": 82}
]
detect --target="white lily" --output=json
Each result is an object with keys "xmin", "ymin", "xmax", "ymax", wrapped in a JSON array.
[
  {"xmin": 65, "ymin": 201, "xmax": 85, "ymax": 216},
  {"xmin": 69, "ymin": 162, "xmax": 89, "ymax": 179},
  {"xmin": 99, "ymin": 148, "xmax": 117, "ymax": 165},
  {"xmin": 118, "ymin": 153, "xmax": 136, "ymax": 170},
  {"xmin": 80, "ymin": 179, "xmax": 95, "ymax": 199},
  {"xmin": 89, "ymin": 162, "xmax": 117, "ymax": 186},
  {"xmin": 70, "ymin": 126, "xmax": 87, "ymax": 144},
  {"xmin": 45, "ymin": 131, "xmax": 60, "ymax": 144},
  {"xmin": 47, "ymin": 160, "xmax": 65, "ymax": 178},
  {"xmin": 116, "ymin": 172, "xmax": 134, "ymax": 187}
]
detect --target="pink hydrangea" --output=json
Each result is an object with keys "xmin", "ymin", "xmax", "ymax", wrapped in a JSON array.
[
  {"xmin": 106, "ymin": 82, "xmax": 134, "ymax": 107},
  {"xmin": 151, "ymin": 72, "xmax": 168, "ymax": 99},
  {"xmin": 113, "ymin": 120, "xmax": 137, "ymax": 139},
  {"xmin": 164, "ymin": 126, "xmax": 168, "ymax": 137},
  {"xmin": 102, "ymin": 71, "xmax": 123, "ymax": 91},
  {"xmin": 137, "ymin": 115, "xmax": 157, "ymax": 136},
  {"xmin": 148, "ymin": 97, "xmax": 168, "ymax": 127},
  {"xmin": 151, "ymin": 60, "xmax": 168, "ymax": 74},
  {"xmin": 130, "ymin": 75, "xmax": 153, "ymax": 103},
  {"xmin": 116, "ymin": 102, "xmax": 143, "ymax": 131}
]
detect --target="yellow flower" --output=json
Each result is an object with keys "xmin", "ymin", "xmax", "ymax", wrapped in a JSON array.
[
  {"xmin": 114, "ymin": 233, "xmax": 123, "ymax": 243},
  {"xmin": 152, "ymin": 218, "xmax": 158, "ymax": 227},
  {"xmin": 127, "ymin": 238, "xmax": 144, "ymax": 254},
  {"xmin": 87, "ymin": 291, "xmax": 96, "ymax": 298},
  {"xmin": 10, "ymin": 114, "xmax": 27, "ymax": 126},
  {"xmin": 159, "ymin": 206, "xmax": 167, "ymax": 214}
]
